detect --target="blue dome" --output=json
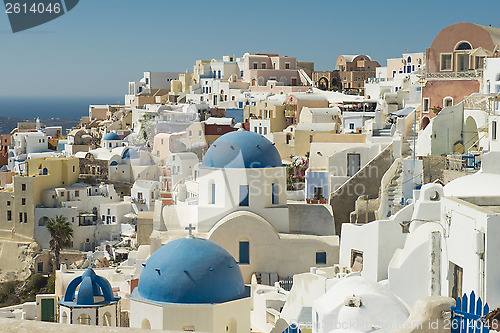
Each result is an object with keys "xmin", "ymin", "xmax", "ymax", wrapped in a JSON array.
[
  {"xmin": 201, "ymin": 131, "xmax": 282, "ymax": 168},
  {"xmin": 61, "ymin": 268, "xmax": 119, "ymax": 306},
  {"xmin": 137, "ymin": 237, "xmax": 245, "ymax": 304},
  {"xmin": 103, "ymin": 132, "xmax": 121, "ymax": 141}
]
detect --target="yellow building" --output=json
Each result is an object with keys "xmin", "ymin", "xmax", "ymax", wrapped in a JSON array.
[
  {"xmin": 0, "ymin": 157, "xmax": 79, "ymax": 240},
  {"xmin": 251, "ymin": 100, "xmax": 288, "ymax": 134}
]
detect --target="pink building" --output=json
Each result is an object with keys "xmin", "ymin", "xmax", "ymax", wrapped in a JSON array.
[{"xmin": 243, "ymin": 53, "xmax": 305, "ymax": 87}]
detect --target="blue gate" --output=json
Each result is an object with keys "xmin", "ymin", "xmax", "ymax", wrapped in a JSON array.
[{"xmin": 451, "ymin": 291, "xmax": 490, "ymax": 333}]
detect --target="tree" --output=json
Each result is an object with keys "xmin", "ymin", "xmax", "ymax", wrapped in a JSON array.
[{"xmin": 45, "ymin": 215, "xmax": 73, "ymax": 271}]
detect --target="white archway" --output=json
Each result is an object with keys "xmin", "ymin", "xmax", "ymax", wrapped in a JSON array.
[
  {"xmin": 464, "ymin": 116, "xmax": 479, "ymax": 152},
  {"xmin": 226, "ymin": 317, "xmax": 237, "ymax": 333},
  {"xmin": 77, "ymin": 313, "xmax": 91, "ymax": 325},
  {"xmin": 102, "ymin": 311, "xmax": 112, "ymax": 326},
  {"xmin": 141, "ymin": 318, "xmax": 151, "ymax": 329}
]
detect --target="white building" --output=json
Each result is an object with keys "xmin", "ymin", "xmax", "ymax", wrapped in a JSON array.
[
  {"xmin": 153, "ymin": 131, "xmax": 339, "ymax": 284},
  {"xmin": 131, "ymin": 179, "xmax": 160, "ymax": 211},
  {"xmin": 35, "ymin": 182, "xmax": 122, "ymax": 251}
]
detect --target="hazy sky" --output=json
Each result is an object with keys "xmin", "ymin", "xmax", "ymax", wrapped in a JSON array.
[{"xmin": 1, "ymin": 0, "xmax": 500, "ymax": 99}]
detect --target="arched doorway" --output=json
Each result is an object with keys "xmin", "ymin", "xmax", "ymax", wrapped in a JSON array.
[
  {"xmin": 464, "ymin": 116, "xmax": 479, "ymax": 152},
  {"xmin": 421, "ymin": 116, "xmax": 430, "ymax": 130},
  {"xmin": 318, "ymin": 77, "xmax": 329, "ymax": 91}
]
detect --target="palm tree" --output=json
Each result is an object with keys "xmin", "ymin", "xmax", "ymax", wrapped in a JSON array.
[{"xmin": 45, "ymin": 215, "xmax": 73, "ymax": 271}]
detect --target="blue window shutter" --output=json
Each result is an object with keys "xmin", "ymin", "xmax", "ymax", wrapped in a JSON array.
[
  {"xmin": 211, "ymin": 183, "xmax": 215, "ymax": 204},
  {"xmin": 239, "ymin": 241, "xmax": 250, "ymax": 264},
  {"xmin": 272, "ymin": 183, "xmax": 279, "ymax": 205},
  {"xmin": 239, "ymin": 185, "xmax": 249, "ymax": 206}
]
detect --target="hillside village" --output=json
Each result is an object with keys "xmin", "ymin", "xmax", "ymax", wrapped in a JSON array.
[{"xmin": 0, "ymin": 21, "xmax": 500, "ymax": 333}]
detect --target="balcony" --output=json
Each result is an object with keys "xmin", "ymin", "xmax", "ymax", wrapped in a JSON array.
[{"xmin": 423, "ymin": 70, "xmax": 482, "ymax": 81}]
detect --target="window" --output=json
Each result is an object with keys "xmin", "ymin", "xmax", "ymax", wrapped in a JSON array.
[
  {"xmin": 7, "ymin": 201, "xmax": 10, "ymax": 206},
  {"xmin": 75, "ymin": 190, "xmax": 79, "ymax": 197},
  {"xmin": 22, "ymin": 198, "xmax": 26, "ymax": 205},
  {"xmin": 493, "ymin": 121, "xmax": 497, "ymax": 140},
  {"xmin": 19, "ymin": 212, "xmax": 23, "ymax": 222},
  {"xmin": 475, "ymin": 56, "xmax": 485, "ymax": 69},
  {"xmin": 7, "ymin": 211, "xmax": 11, "ymax": 221},
  {"xmin": 254, "ymin": 127, "xmax": 258, "ymax": 133},
  {"xmin": 450, "ymin": 262, "xmax": 463, "ymax": 299},
  {"xmin": 444, "ymin": 97, "xmax": 453, "ymax": 107},
  {"xmin": 24, "ymin": 212, "xmax": 27, "ymax": 223},
  {"xmin": 112, "ymin": 216, "xmax": 116, "ymax": 223},
  {"xmin": 440, "ymin": 54, "xmax": 453, "ymax": 71},
  {"xmin": 285, "ymin": 62, "xmax": 290, "ymax": 69},
  {"xmin": 455, "ymin": 42, "xmax": 472, "ymax": 50},
  {"xmin": 42, "ymin": 168, "xmax": 48, "ymax": 175},
  {"xmin": 349, "ymin": 123, "xmax": 355, "ymax": 130},
  {"xmin": 73, "ymin": 165, "xmax": 75, "ymax": 173},
  {"xmin": 21, "ymin": 184, "xmax": 26, "ymax": 191},
  {"xmin": 239, "ymin": 185, "xmax": 249, "ymax": 206},
  {"xmin": 263, "ymin": 127, "xmax": 267, "ymax": 135},
  {"xmin": 261, "ymin": 63, "xmax": 266, "ymax": 69},
  {"xmin": 239, "ymin": 240, "xmax": 250, "ymax": 264},
  {"xmin": 350, "ymin": 250, "xmax": 363, "ymax": 272},
  {"xmin": 457, "ymin": 54, "xmax": 469, "ymax": 72},
  {"xmin": 309, "ymin": 135, "xmax": 313, "ymax": 143},
  {"xmin": 272, "ymin": 183, "xmax": 279, "ymax": 205},
  {"xmin": 210, "ymin": 182, "xmax": 216, "ymax": 204},
  {"xmin": 423, "ymin": 98, "xmax": 430, "ymax": 113},
  {"xmin": 316, "ymin": 251, "xmax": 327, "ymax": 265},
  {"xmin": 253, "ymin": 63, "xmax": 258, "ymax": 69}
]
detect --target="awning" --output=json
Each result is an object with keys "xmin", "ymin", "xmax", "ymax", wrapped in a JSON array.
[{"xmin": 390, "ymin": 107, "xmax": 415, "ymax": 117}]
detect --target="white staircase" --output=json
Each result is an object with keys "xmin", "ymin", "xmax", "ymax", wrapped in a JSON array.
[{"xmin": 387, "ymin": 162, "xmax": 404, "ymax": 215}]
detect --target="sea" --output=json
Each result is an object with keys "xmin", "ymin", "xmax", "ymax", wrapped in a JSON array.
[{"xmin": 0, "ymin": 96, "xmax": 123, "ymax": 135}]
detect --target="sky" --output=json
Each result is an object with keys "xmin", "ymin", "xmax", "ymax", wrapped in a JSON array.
[{"xmin": 1, "ymin": 0, "xmax": 500, "ymax": 99}]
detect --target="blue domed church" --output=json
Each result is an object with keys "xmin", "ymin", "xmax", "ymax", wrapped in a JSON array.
[
  {"xmin": 130, "ymin": 236, "xmax": 250, "ymax": 332},
  {"xmin": 59, "ymin": 268, "xmax": 120, "ymax": 326}
]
